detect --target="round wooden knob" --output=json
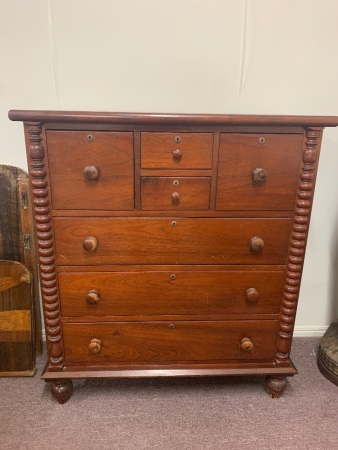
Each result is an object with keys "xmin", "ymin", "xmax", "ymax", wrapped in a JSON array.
[
  {"xmin": 253, "ymin": 167, "xmax": 268, "ymax": 182},
  {"xmin": 173, "ymin": 149, "xmax": 182, "ymax": 161},
  {"xmin": 86, "ymin": 290, "xmax": 100, "ymax": 305},
  {"xmin": 84, "ymin": 165, "xmax": 99, "ymax": 180},
  {"xmin": 241, "ymin": 337, "xmax": 254, "ymax": 351},
  {"xmin": 250, "ymin": 236, "xmax": 264, "ymax": 252},
  {"xmin": 89, "ymin": 338, "xmax": 102, "ymax": 354},
  {"xmin": 246, "ymin": 288, "xmax": 260, "ymax": 303},
  {"xmin": 172, "ymin": 191, "xmax": 180, "ymax": 204},
  {"xmin": 83, "ymin": 236, "xmax": 98, "ymax": 251}
]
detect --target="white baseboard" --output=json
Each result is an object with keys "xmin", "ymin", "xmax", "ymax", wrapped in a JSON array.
[{"xmin": 293, "ymin": 326, "xmax": 328, "ymax": 337}]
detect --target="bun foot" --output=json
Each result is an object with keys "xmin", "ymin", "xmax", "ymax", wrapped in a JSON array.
[
  {"xmin": 265, "ymin": 375, "xmax": 287, "ymax": 399},
  {"xmin": 51, "ymin": 379, "xmax": 73, "ymax": 404}
]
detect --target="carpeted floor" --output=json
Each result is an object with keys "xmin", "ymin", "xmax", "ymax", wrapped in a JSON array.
[{"xmin": 1, "ymin": 337, "xmax": 337, "ymax": 450}]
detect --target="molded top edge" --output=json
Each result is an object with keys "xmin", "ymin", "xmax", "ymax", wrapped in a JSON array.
[{"xmin": 8, "ymin": 110, "xmax": 338, "ymax": 127}]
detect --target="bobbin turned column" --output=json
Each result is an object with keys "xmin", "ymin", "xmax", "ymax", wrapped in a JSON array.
[
  {"xmin": 275, "ymin": 128, "xmax": 322, "ymax": 376},
  {"xmin": 25, "ymin": 122, "xmax": 65, "ymax": 371}
]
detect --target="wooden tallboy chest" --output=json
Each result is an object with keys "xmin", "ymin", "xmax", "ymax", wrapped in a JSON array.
[{"xmin": 9, "ymin": 110, "xmax": 338, "ymax": 403}]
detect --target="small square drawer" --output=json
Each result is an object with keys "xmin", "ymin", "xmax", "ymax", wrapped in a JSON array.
[
  {"xmin": 141, "ymin": 132, "xmax": 213, "ymax": 169},
  {"xmin": 141, "ymin": 177, "xmax": 211, "ymax": 210},
  {"xmin": 46, "ymin": 131, "xmax": 134, "ymax": 210},
  {"xmin": 216, "ymin": 133, "xmax": 303, "ymax": 211}
]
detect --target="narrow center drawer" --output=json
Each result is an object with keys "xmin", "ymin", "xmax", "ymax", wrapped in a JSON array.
[
  {"xmin": 141, "ymin": 177, "xmax": 211, "ymax": 210},
  {"xmin": 141, "ymin": 132, "xmax": 213, "ymax": 169}
]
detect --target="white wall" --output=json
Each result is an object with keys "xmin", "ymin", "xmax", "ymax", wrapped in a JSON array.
[{"xmin": 1, "ymin": 0, "xmax": 338, "ymax": 334}]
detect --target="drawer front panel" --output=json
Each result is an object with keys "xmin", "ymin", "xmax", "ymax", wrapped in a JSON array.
[
  {"xmin": 47, "ymin": 131, "xmax": 134, "ymax": 210},
  {"xmin": 59, "ymin": 270, "xmax": 285, "ymax": 317},
  {"xmin": 54, "ymin": 218, "xmax": 292, "ymax": 265},
  {"xmin": 141, "ymin": 177, "xmax": 211, "ymax": 210},
  {"xmin": 141, "ymin": 132, "xmax": 213, "ymax": 169},
  {"xmin": 63, "ymin": 320, "xmax": 279, "ymax": 363},
  {"xmin": 216, "ymin": 133, "xmax": 303, "ymax": 210}
]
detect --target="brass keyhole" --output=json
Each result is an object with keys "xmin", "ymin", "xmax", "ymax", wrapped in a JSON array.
[
  {"xmin": 175, "ymin": 136, "xmax": 181, "ymax": 143},
  {"xmin": 87, "ymin": 134, "xmax": 94, "ymax": 142},
  {"xmin": 168, "ymin": 324, "xmax": 176, "ymax": 329},
  {"xmin": 171, "ymin": 221, "xmax": 177, "ymax": 227},
  {"xmin": 173, "ymin": 180, "xmax": 180, "ymax": 187},
  {"xmin": 170, "ymin": 274, "xmax": 176, "ymax": 280},
  {"xmin": 258, "ymin": 137, "xmax": 265, "ymax": 145}
]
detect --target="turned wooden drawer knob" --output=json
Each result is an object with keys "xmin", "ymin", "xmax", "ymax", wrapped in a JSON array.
[
  {"xmin": 86, "ymin": 290, "xmax": 100, "ymax": 305},
  {"xmin": 173, "ymin": 149, "xmax": 182, "ymax": 161},
  {"xmin": 241, "ymin": 337, "xmax": 254, "ymax": 351},
  {"xmin": 246, "ymin": 288, "xmax": 260, "ymax": 303},
  {"xmin": 83, "ymin": 236, "xmax": 98, "ymax": 251},
  {"xmin": 252, "ymin": 167, "xmax": 268, "ymax": 182},
  {"xmin": 250, "ymin": 236, "xmax": 264, "ymax": 252},
  {"xmin": 84, "ymin": 165, "xmax": 99, "ymax": 180},
  {"xmin": 172, "ymin": 191, "xmax": 180, "ymax": 204},
  {"xmin": 89, "ymin": 338, "xmax": 102, "ymax": 354}
]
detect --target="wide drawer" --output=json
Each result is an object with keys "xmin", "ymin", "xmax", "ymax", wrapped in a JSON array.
[
  {"xmin": 141, "ymin": 177, "xmax": 211, "ymax": 210},
  {"xmin": 141, "ymin": 132, "xmax": 213, "ymax": 169},
  {"xmin": 62, "ymin": 320, "xmax": 279, "ymax": 363},
  {"xmin": 53, "ymin": 218, "xmax": 292, "ymax": 265},
  {"xmin": 46, "ymin": 131, "xmax": 134, "ymax": 210},
  {"xmin": 216, "ymin": 133, "xmax": 303, "ymax": 210},
  {"xmin": 58, "ymin": 270, "xmax": 285, "ymax": 317}
]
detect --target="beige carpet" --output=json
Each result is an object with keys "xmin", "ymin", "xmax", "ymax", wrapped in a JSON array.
[{"xmin": 1, "ymin": 337, "xmax": 337, "ymax": 450}]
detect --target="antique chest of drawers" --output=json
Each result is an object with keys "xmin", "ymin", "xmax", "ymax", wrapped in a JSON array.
[{"xmin": 9, "ymin": 110, "xmax": 338, "ymax": 403}]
